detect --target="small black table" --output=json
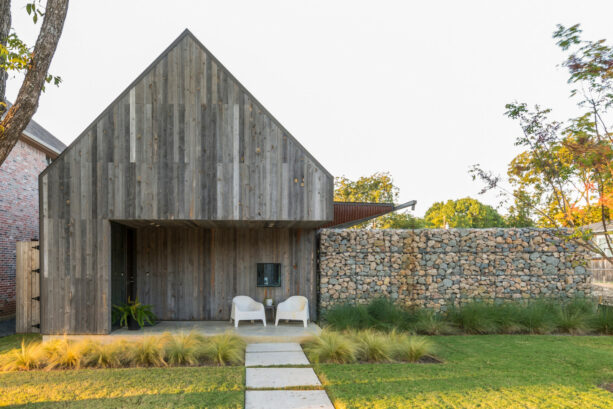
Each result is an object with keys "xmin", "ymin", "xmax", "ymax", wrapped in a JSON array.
[{"xmin": 264, "ymin": 305, "xmax": 275, "ymax": 323}]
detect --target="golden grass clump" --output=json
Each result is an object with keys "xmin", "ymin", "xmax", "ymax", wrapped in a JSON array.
[
  {"xmin": 351, "ymin": 330, "xmax": 392, "ymax": 363},
  {"xmin": 303, "ymin": 331, "xmax": 357, "ymax": 364},
  {"xmin": 80, "ymin": 339, "xmax": 133, "ymax": 368},
  {"xmin": 0, "ymin": 340, "xmax": 44, "ymax": 371},
  {"xmin": 389, "ymin": 332, "xmax": 434, "ymax": 362},
  {"xmin": 199, "ymin": 333, "xmax": 246, "ymax": 365},
  {"xmin": 131, "ymin": 336, "xmax": 167, "ymax": 367},
  {"xmin": 163, "ymin": 332, "xmax": 201, "ymax": 366},
  {"xmin": 42, "ymin": 338, "xmax": 85, "ymax": 370},
  {"xmin": 0, "ymin": 331, "xmax": 249, "ymax": 371}
]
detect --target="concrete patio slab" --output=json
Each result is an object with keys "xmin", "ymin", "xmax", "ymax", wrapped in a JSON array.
[
  {"xmin": 43, "ymin": 321, "xmax": 321, "ymax": 343},
  {"xmin": 246, "ymin": 368, "xmax": 321, "ymax": 388},
  {"xmin": 245, "ymin": 351, "xmax": 310, "ymax": 366},
  {"xmin": 246, "ymin": 342, "xmax": 303, "ymax": 353},
  {"xmin": 245, "ymin": 390, "xmax": 333, "ymax": 409}
]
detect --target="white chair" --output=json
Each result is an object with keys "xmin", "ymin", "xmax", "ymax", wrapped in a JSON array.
[
  {"xmin": 230, "ymin": 296, "xmax": 266, "ymax": 327},
  {"xmin": 275, "ymin": 296, "xmax": 309, "ymax": 327}
]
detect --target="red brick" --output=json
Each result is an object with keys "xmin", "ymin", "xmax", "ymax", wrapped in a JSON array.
[{"xmin": 0, "ymin": 140, "xmax": 47, "ymax": 318}]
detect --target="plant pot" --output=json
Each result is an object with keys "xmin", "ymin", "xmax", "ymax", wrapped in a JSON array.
[{"xmin": 127, "ymin": 315, "xmax": 141, "ymax": 330}]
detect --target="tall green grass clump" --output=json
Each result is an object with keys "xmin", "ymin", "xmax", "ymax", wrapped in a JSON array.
[
  {"xmin": 411, "ymin": 309, "xmax": 455, "ymax": 335},
  {"xmin": 323, "ymin": 303, "xmax": 372, "ymax": 330},
  {"xmin": 366, "ymin": 298, "xmax": 412, "ymax": 331},
  {"xmin": 323, "ymin": 298, "xmax": 415, "ymax": 332},
  {"xmin": 555, "ymin": 298, "xmax": 596, "ymax": 335},
  {"xmin": 446, "ymin": 302, "xmax": 501, "ymax": 334},
  {"xmin": 303, "ymin": 331, "xmax": 356, "ymax": 363},
  {"xmin": 513, "ymin": 299, "xmax": 557, "ymax": 334},
  {"xmin": 593, "ymin": 305, "xmax": 613, "ymax": 335}
]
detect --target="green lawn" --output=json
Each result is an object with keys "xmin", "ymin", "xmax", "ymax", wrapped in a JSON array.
[
  {"xmin": 316, "ymin": 335, "xmax": 613, "ymax": 409},
  {"xmin": 0, "ymin": 335, "xmax": 243, "ymax": 408},
  {"xmin": 2, "ymin": 334, "xmax": 613, "ymax": 408}
]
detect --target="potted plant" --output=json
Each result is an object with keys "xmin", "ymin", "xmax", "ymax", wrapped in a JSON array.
[{"xmin": 112, "ymin": 297, "xmax": 156, "ymax": 330}]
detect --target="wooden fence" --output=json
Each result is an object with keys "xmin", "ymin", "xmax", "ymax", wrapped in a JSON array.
[
  {"xmin": 16, "ymin": 241, "xmax": 40, "ymax": 333},
  {"xmin": 590, "ymin": 258, "xmax": 613, "ymax": 283}
]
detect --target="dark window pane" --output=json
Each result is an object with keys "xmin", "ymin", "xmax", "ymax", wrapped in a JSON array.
[{"xmin": 257, "ymin": 263, "xmax": 281, "ymax": 287}]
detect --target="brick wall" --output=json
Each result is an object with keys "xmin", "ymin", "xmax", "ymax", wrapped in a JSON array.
[
  {"xmin": 0, "ymin": 140, "xmax": 47, "ymax": 318},
  {"xmin": 319, "ymin": 228, "xmax": 592, "ymax": 313}
]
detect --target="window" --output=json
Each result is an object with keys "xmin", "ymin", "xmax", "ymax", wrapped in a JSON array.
[{"xmin": 257, "ymin": 263, "xmax": 281, "ymax": 287}]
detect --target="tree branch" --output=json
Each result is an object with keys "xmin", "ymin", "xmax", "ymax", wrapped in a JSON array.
[
  {"xmin": 0, "ymin": 0, "xmax": 11, "ymax": 112},
  {"xmin": 0, "ymin": 0, "xmax": 68, "ymax": 165}
]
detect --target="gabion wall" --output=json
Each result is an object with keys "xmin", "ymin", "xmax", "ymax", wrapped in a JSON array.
[{"xmin": 319, "ymin": 228, "xmax": 592, "ymax": 312}]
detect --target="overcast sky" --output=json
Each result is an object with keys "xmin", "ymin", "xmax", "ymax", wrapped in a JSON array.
[{"xmin": 7, "ymin": 1, "xmax": 613, "ymax": 216}]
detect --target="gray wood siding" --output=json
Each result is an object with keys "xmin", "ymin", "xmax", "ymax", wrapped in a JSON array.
[
  {"xmin": 135, "ymin": 227, "xmax": 317, "ymax": 321},
  {"xmin": 40, "ymin": 31, "xmax": 331, "ymax": 334}
]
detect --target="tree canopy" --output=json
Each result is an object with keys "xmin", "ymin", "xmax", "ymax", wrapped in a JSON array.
[
  {"xmin": 334, "ymin": 172, "xmax": 398, "ymax": 203},
  {"xmin": 471, "ymin": 23, "xmax": 613, "ymax": 262},
  {"xmin": 424, "ymin": 198, "xmax": 506, "ymax": 228},
  {"xmin": 334, "ymin": 172, "xmax": 426, "ymax": 228}
]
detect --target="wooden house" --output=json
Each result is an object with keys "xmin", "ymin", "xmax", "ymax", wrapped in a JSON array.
[{"xmin": 39, "ymin": 30, "xmax": 333, "ymax": 334}]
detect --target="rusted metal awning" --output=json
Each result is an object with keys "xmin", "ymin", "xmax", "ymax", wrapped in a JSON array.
[{"xmin": 322, "ymin": 200, "xmax": 417, "ymax": 229}]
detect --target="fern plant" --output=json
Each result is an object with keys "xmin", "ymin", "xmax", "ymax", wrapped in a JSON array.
[{"xmin": 112, "ymin": 297, "xmax": 156, "ymax": 329}]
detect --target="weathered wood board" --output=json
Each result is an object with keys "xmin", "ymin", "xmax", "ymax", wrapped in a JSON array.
[
  {"xmin": 134, "ymin": 227, "xmax": 317, "ymax": 320},
  {"xmin": 16, "ymin": 241, "xmax": 40, "ymax": 333},
  {"xmin": 39, "ymin": 30, "xmax": 332, "ymax": 334}
]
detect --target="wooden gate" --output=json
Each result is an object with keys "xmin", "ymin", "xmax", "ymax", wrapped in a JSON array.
[{"xmin": 16, "ymin": 241, "xmax": 40, "ymax": 333}]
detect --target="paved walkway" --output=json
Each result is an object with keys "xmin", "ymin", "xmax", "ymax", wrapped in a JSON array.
[{"xmin": 244, "ymin": 342, "xmax": 334, "ymax": 409}]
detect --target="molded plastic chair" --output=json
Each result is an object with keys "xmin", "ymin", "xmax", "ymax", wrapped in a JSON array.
[
  {"xmin": 231, "ymin": 296, "xmax": 266, "ymax": 327},
  {"xmin": 275, "ymin": 296, "xmax": 309, "ymax": 327}
]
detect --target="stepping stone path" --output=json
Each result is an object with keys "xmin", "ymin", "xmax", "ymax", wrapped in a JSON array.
[{"xmin": 244, "ymin": 343, "xmax": 334, "ymax": 409}]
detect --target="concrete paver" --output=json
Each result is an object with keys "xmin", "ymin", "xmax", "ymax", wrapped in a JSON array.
[
  {"xmin": 245, "ymin": 390, "xmax": 334, "ymax": 409},
  {"xmin": 246, "ymin": 367, "xmax": 321, "ymax": 388},
  {"xmin": 245, "ymin": 350, "xmax": 310, "ymax": 366},
  {"xmin": 246, "ymin": 342, "xmax": 302, "ymax": 353}
]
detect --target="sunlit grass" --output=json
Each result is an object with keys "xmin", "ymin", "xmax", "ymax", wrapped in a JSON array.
[
  {"xmin": 0, "ymin": 331, "xmax": 245, "ymax": 372},
  {"xmin": 0, "ymin": 335, "xmax": 243, "ymax": 408},
  {"xmin": 317, "ymin": 335, "xmax": 613, "ymax": 409}
]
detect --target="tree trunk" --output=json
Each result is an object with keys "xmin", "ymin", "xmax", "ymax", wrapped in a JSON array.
[
  {"xmin": 0, "ymin": 0, "xmax": 11, "ymax": 113},
  {"xmin": 0, "ymin": 0, "xmax": 69, "ymax": 166}
]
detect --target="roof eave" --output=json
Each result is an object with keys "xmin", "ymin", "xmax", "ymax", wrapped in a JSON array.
[{"xmin": 20, "ymin": 130, "xmax": 63, "ymax": 158}]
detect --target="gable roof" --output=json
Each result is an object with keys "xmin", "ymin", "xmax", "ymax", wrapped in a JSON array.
[
  {"xmin": 43, "ymin": 29, "xmax": 331, "ymax": 179},
  {"xmin": 4, "ymin": 101, "xmax": 65, "ymax": 156},
  {"xmin": 583, "ymin": 220, "xmax": 613, "ymax": 234},
  {"xmin": 40, "ymin": 29, "xmax": 333, "ymax": 225},
  {"xmin": 23, "ymin": 115, "xmax": 65, "ymax": 155}
]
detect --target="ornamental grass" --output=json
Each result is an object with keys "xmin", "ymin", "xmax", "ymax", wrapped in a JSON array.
[
  {"xmin": 323, "ymin": 296, "xmax": 612, "ymax": 335},
  {"xmin": 0, "ymin": 332, "xmax": 245, "ymax": 372}
]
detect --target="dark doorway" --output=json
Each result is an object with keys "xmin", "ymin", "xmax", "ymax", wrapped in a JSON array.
[{"xmin": 110, "ymin": 222, "xmax": 137, "ymax": 329}]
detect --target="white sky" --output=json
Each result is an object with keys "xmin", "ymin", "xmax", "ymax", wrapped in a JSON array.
[{"xmin": 7, "ymin": 1, "xmax": 613, "ymax": 216}]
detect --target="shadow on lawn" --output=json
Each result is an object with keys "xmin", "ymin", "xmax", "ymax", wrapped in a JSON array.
[{"xmin": 4, "ymin": 391, "xmax": 243, "ymax": 409}]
